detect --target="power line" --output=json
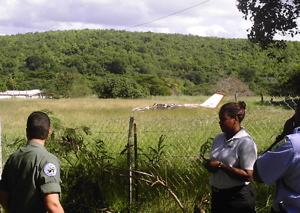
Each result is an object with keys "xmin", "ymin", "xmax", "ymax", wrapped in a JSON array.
[{"xmin": 126, "ymin": 0, "xmax": 211, "ymax": 30}]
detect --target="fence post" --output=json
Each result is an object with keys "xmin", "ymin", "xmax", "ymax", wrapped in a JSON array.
[
  {"xmin": 127, "ymin": 116, "xmax": 134, "ymax": 211},
  {"xmin": 133, "ymin": 123, "xmax": 139, "ymax": 204}
]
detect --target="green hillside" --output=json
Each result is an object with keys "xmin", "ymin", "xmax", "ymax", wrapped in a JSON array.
[{"xmin": 0, "ymin": 29, "xmax": 299, "ymax": 98}]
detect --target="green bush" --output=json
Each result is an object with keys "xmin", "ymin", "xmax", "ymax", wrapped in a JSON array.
[{"xmin": 93, "ymin": 75, "xmax": 150, "ymax": 99}]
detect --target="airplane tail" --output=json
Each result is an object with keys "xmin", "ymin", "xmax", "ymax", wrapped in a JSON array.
[{"xmin": 199, "ymin": 92, "xmax": 226, "ymax": 109}]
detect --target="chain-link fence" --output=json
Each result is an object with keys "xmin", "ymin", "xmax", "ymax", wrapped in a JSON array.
[
  {"xmin": 0, "ymin": 97, "xmax": 298, "ymax": 212},
  {"xmin": 88, "ymin": 97, "xmax": 298, "ymax": 212}
]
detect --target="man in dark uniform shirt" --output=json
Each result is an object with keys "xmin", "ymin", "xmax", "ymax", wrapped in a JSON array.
[{"xmin": 0, "ymin": 111, "xmax": 64, "ymax": 213}]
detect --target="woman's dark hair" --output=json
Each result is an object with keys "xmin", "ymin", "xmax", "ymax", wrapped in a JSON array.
[
  {"xmin": 220, "ymin": 101, "xmax": 247, "ymax": 123},
  {"xmin": 26, "ymin": 111, "xmax": 50, "ymax": 140}
]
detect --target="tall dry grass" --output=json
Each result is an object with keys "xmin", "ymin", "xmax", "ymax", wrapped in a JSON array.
[
  {"xmin": 0, "ymin": 95, "xmax": 292, "ymax": 141},
  {"xmin": 0, "ymin": 96, "xmax": 295, "ymax": 212},
  {"xmin": 0, "ymin": 96, "xmax": 212, "ymax": 138}
]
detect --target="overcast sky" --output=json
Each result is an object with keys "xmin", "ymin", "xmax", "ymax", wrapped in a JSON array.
[{"xmin": 0, "ymin": 0, "xmax": 300, "ymax": 41}]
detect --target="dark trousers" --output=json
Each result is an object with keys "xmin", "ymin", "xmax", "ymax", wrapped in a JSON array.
[{"xmin": 211, "ymin": 184, "xmax": 256, "ymax": 213}]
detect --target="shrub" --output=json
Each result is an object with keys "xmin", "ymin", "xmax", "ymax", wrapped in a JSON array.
[{"xmin": 93, "ymin": 75, "xmax": 150, "ymax": 99}]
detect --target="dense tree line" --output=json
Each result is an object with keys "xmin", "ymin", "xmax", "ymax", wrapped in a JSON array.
[{"xmin": 0, "ymin": 29, "xmax": 299, "ymax": 98}]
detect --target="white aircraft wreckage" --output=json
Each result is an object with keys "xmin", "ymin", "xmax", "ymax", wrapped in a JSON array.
[{"xmin": 132, "ymin": 92, "xmax": 226, "ymax": 111}]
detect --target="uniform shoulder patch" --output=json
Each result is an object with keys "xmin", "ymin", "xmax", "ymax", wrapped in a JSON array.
[
  {"xmin": 43, "ymin": 163, "xmax": 57, "ymax": 177},
  {"xmin": 271, "ymin": 138, "xmax": 287, "ymax": 152}
]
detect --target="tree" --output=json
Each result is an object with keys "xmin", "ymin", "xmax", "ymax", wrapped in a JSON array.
[
  {"xmin": 275, "ymin": 67, "xmax": 300, "ymax": 96},
  {"xmin": 25, "ymin": 55, "xmax": 57, "ymax": 71},
  {"xmin": 237, "ymin": 0, "xmax": 300, "ymax": 48},
  {"xmin": 0, "ymin": 75, "xmax": 8, "ymax": 91},
  {"xmin": 105, "ymin": 58, "xmax": 127, "ymax": 75},
  {"xmin": 25, "ymin": 55, "xmax": 44, "ymax": 71},
  {"xmin": 93, "ymin": 75, "xmax": 149, "ymax": 99},
  {"xmin": 3, "ymin": 28, "xmax": 300, "ymax": 97},
  {"xmin": 50, "ymin": 72, "xmax": 77, "ymax": 98},
  {"xmin": 134, "ymin": 74, "xmax": 171, "ymax": 96}
]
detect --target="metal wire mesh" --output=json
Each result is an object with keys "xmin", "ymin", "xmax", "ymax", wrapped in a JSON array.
[{"xmin": 89, "ymin": 97, "xmax": 299, "ymax": 212}]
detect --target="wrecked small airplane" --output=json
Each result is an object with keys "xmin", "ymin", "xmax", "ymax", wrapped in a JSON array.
[{"xmin": 132, "ymin": 92, "xmax": 226, "ymax": 111}]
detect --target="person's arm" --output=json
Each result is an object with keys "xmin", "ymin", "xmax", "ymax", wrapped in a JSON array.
[
  {"xmin": 253, "ymin": 161, "xmax": 263, "ymax": 183},
  {"xmin": 218, "ymin": 161, "xmax": 253, "ymax": 181},
  {"xmin": 44, "ymin": 193, "xmax": 64, "ymax": 213},
  {"xmin": 204, "ymin": 159, "xmax": 252, "ymax": 181},
  {"xmin": 254, "ymin": 136, "xmax": 295, "ymax": 186},
  {"xmin": 0, "ymin": 190, "xmax": 9, "ymax": 212},
  {"xmin": 217, "ymin": 137, "xmax": 257, "ymax": 182}
]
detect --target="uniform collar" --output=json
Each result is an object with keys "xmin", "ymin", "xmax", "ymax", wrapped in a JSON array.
[
  {"xmin": 232, "ymin": 127, "xmax": 248, "ymax": 139},
  {"xmin": 27, "ymin": 140, "xmax": 45, "ymax": 149},
  {"xmin": 223, "ymin": 127, "xmax": 248, "ymax": 142}
]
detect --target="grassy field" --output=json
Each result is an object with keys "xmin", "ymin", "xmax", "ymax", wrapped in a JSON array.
[
  {"xmin": 0, "ymin": 96, "xmax": 295, "ymax": 212},
  {"xmin": 0, "ymin": 95, "xmax": 292, "ymax": 148},
  {"xmin": 0, "ymin": 95, "xmax": 213, "ymax": 138}
]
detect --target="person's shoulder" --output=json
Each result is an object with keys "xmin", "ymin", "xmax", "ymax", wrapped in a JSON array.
[
  {"xmin": 244, "ymin": 133, "xmax": 255, "ymax": 142},
  {"xmin": 32, "ymin": 146, "xmax": 59, "ymax": 162},
  {"xmin": 286, "ymin": 133, "xmax": 300, "ymax": 151},
  {"xmin": 214, "ymin": 132, "xmax": 225, "ymax": 140},
  {"xmin": 235, "ymin": 131, "xmax": 257, "ymax": 150},
  {"xmin": 270, "ymin": 136, "xmax": 294, "ymax": 152},
  {"xmin": 43, "ymin": 148, "xmax": 58, "ymax": 157},
  {"xmin": 7, "ymin": 147, "xmax": 27, "ymax": 159},
  {"xmin": 287, "ymin": 131, "xmax": 300, "ymax": 140},
  {"xmin": 237, "ymin": 128, "xmax": 255, "ymax": 142},
  {"xmin": 212, "ymin": 133, "xmax": 225, "ymax": 145},
  {"xmin": 242, "ymin": 135, "xmax": 255, "ymax": 143},
  {"xmin": 45, "ymin": 151, "xmax": 60, "ymax": 162},
  {"xmin": 40, "ymin": 152, "xmax": 60, "ymax": 171}
]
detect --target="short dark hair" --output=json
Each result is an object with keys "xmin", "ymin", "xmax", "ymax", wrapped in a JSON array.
[
  {"xmin": 220, "ymin": 101, "xmax": 247, "ymax": 123},
  {"xmin": 26, "ymin": 111, "xmax": 50, "ymax": 140}
]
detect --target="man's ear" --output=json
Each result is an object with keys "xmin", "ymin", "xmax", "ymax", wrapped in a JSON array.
[{"xmin": 46, "ymin": 130, "xmax": 51, "ymax": 139}]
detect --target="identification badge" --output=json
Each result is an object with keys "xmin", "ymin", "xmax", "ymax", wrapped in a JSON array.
[
  {"xmin": 271, "ymin": 138, "xmax": 286, "ymax": 152},
  {"xmin": 44, "ymin": 163, "xmax": 57, "ymax": 177}
]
